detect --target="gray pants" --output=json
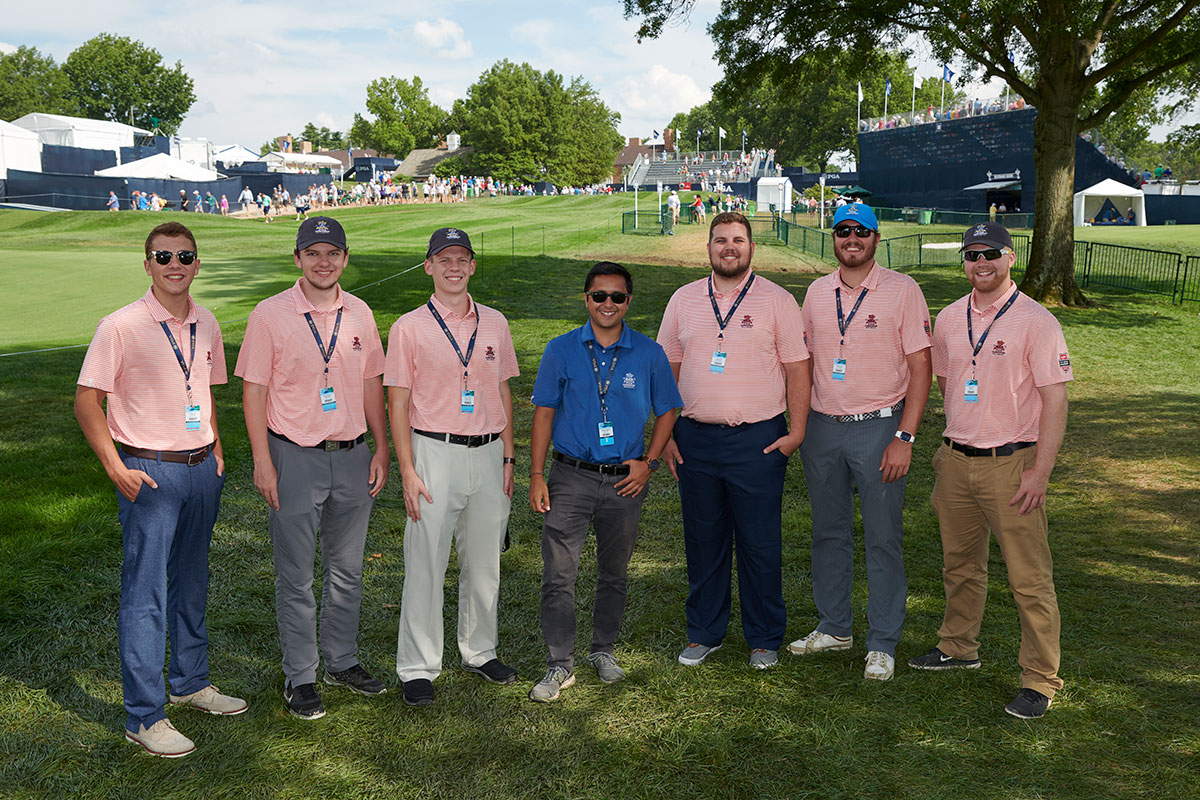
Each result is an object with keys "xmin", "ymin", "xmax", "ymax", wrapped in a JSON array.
[
  {"xmin": 540, "ymin": 461, "xmax": 645, "ymax": 670},
  {"xmin": 268, "ymin": 435, "xmax": 374, "ymax": 687},
  {"xmin": 798, "ymin": 411, "xmax": 907, "ymax": 655}
]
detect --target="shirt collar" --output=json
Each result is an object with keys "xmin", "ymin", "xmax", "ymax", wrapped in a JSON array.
[
  {"xmin": 834, "ymin": 262, "xmax": 880, "ymax": 293},
  {"xmin": 709, "ymin": 269, "xmax": 754, "ymax": 298},
  {"xmin": 290, "ymin": 278, "xmax": 344, "ymax": 313},
  {"xmin": 141, "ymin": 287, "xmax": 197, "ymax": 324},
  {"xmin": 579, "ymin": 321, "xmax": 631, "ymax": 350},
  {"xmin": 429, "ymin": 292, "xmax": 476, "ymax": 320},
  {"xmin": 970, "ymin": 280, "xmax": 1018, "ymax": 314}
]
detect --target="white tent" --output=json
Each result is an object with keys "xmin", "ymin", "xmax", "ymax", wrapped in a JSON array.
[
  {"xmin": 0, "ymin": 120, "xmax": 42, "ymax": 179},
  {"xmin": 214, "ymin": 144, "xmax": 261, "ymax": 166},
  {"xmin": 94, "ymin": 153, "xmax": 220, "ymax": 182},
  {"xmin": 11, "ymin": 113, "xmax": 151, "ymax": 153},
  {"xmin": 263, "ymin": 151, "xmax": 343, "ymax": 171},
  {"xmin": 756, "ymin": 176, "xmax": 794, "ymax": 212},
  {"xmin": 1074, "ymin": 178, "xmax": 1146, "ymax": 226}
]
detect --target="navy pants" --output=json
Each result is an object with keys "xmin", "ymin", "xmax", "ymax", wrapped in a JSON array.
[
  {"xmin": 116, "ymin": 449, "xmax": 223, "ymax": 733},
  {"xmin": 674, "ymin": 415, "xmax": 789, "ymax": 650}
]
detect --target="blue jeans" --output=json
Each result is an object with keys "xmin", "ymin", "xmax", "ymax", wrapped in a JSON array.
[{"xmin": 116, "ymin": 449, "xmax": 223, "ymax": 732}]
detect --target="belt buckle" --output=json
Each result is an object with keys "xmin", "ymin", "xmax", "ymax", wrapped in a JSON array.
[
  {"xmin": 324, "ymin": 440, "xmax": 340, "ymax": 451},
  {"xmin": 187, "ymin": 447, "xmax": 207, "ymax": 467}
]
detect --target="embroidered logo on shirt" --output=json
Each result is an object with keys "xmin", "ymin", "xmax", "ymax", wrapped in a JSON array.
[
  {"xmin": 923, "ymin": 319, "xmax": 931, "ymax": 336},
  {"xmin": 485, "ymin": 345, "xmax": 496, "ymax": 361},
  {"xmin": 740, "ymin": 314, "xmax": 754, "ymax": 328},
  {"xmin": 865, "ymin": 314, "xmax": 878, "ymax": 329},
  {"xmin": 623, "ymin": 372, "xmax": 636, "ymax": 389},
  {"xmin": 992, "ymin": 340, "xmax": 1006, "ymax": 355},
  {"xmin": 206, "ymin": 350, "xmax": 212, "ymax": 365},
  {"xmin": 352, "ymin": 336, "xmax": 362, "ymax": 351},
  {"xmin": 1059, "ymin": 353, "xmax": 1071, "ymax": 372}
]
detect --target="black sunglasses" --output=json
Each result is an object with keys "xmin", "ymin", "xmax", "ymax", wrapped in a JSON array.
[
  {"xmin": 963, "ymin": 248, "xmax": 1005, "ymax": 262},
  {"xmin": 833, "ymin": 226, "xmax": 875, "ymax": 238},
  {"xmin": 150, "ymin": 250, "xmax": 197, "ymax": 265},
  {"xmin": 585, "ymin": 290, "xmax": 630, "ymax": 304}
]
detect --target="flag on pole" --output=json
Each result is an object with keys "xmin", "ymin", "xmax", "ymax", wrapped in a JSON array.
[
  {"xmin": 857, "ymin": 82, "xmax": 864, "ymax": 102},
  {"xmin": 886, "ymin": 77, "xmax": 892, "ymax": 96},
  {"xmin": 943, "ymin": 65, "xmax": 954, "ymax": 82},
  {"xmin": 719, "ymin": 127, "xmax": 727, "ymax": 137}
]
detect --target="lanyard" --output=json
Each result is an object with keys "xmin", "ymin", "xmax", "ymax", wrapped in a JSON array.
[
  {"xmin": 159, "ymin": 320, "xmax": 196, "ymax": 401},
  {"xmin": 427, "ymin": 300, "xmax": 478, "ymax": 379},
  {"xmin": 304, "ymin": 308, "xmax": 342, "ymax": 385},
  {"xmin": 967, "ymin": 289, "xmax": 1020, "ymax": 372},
  {"xmin": 585, "ymin": 340, "xmax": 620, "ymax": 421},
  {"xmin": 708, "ymin": 272, "xmax": 755, "ymax": 342},
  {"xmin": 835, "ymin": 286, "xmax": 869, "ymax": 345}
]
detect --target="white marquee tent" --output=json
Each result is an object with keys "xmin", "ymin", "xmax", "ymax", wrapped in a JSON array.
[
  {"xmin": 0, "ymin": 120, "xmax": 42, "ymax": 179},
  {"xmin": 1074, "ymin": 178, "xmax": 1147, "ymax": 226},
  {"xmin": 94, "ymin": 153, "xmax": 221, "ymax": 182},
  {"xmin": 214, "ymin": 144, "xmax": 261, "ymax": 166},
  {"xmin": 11, "ymin": 113, "xmax": 151, "ymax": 153},
  {"xmin": 263, "ymin": 151, "xmax": 343, "ymax": 171}
]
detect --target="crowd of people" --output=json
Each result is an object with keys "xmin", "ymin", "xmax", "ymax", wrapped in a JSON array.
[
  {"xmin": 861, "ymin": 97, "xmax": 1029, "ymax": 132},
  {"xmin": 77, "ymin": 205, "xmax": 1074, "ymax": 758}
]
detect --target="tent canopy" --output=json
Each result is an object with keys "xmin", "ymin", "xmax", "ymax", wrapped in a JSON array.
[
  {"xmin": 11, "ymin": 113, "xmax": 151, "ymax": 152},
  {"xmin": 1074, "ymin": 178, "xmax": 1146, "ymax": 226},
  {"xmin": 0, "ymin": 120, "xmax": 42, "ymax": 179},
  {"xmin": 833, "ymin": 185, "xmax": 873, "ymax": 197},
  {"xmin": 95, "ymin": 153, "xmax": 221, "ymax": 181},
  {"xmin": 263, "ymin": 151, "xmax": 343, "ymax": 168},
  {"xmin": 214, "ymin": 144, "xmax": 261, "ymax": 166}
]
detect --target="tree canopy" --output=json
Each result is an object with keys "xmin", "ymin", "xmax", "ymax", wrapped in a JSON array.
[
  {"xmin": 0, "ymin": 46, "xmax": 75, "ymax": 121},
  {"xmin": 349, "ymin": 76, "xmax": 446, "ymax": 158},
  {"xmin": 300, "ymin": 123, "xmax": 350, "ymax": 151},
  {"xmin": 62, "ymin": 34, "xmax": 195, "ymax": 134},
  {"xmin": 624, "ymin": 0, "xmax": 1200, "ymax": 305}
]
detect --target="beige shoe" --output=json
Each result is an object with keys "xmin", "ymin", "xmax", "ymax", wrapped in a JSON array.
[
  {"xmin": 169, "ymin": 684, "xmax": 249, "ymax": 716},
  {"xmin": 125, "ymin": 718, "xmax": 195, "ymax": 758},
  {"xmin": 787, "ymin": 629, "xmax": 852, "ymax": 655},
  {"xmin": 864, "ymin": 651, "xmax": 895, "ymax": 681}
]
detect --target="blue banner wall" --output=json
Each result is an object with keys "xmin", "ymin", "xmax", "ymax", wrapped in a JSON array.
[{"xmin": 41, "ymin": 145, "xmax": 117, "ymax": 175}]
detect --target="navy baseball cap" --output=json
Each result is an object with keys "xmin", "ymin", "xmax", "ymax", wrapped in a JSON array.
[
  {"xmin": 296, "ymin": 216, "xmax": 347, "ymax": 251},
  {"xmin": 426, "ymin": 227, "xmax": 474, "ymax": 258},
  {"xmin": 832, "ymin": 203, "xmax": 879, "ymax": 231},
  {"xmin": 961, "ymin": 221, "xmax": 1013, "ymax": 251}
]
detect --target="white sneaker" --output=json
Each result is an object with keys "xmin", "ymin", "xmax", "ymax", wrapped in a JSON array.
[
  {"xmin": 864, "ymin": 651, "xmax": 895, "ymax": 681},
  {"xmin": 787, "ymin": 629, "xmax": 852, "ymax": 655},
  {"xmin": 125, "ymin": 718, "xmax": 195, "ymax": 758}
]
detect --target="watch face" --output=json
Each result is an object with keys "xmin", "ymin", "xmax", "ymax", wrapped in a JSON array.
[{"xmin": 648, "ymin": 459, "xmax": 660, "ymax": 472}]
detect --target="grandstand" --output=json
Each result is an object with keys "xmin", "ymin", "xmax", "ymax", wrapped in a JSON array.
[{"xmin": 627, "ymin": 149, "xmax": 774, "ymax": 190}]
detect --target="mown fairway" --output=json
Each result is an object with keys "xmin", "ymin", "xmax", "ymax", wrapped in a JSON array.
[{"xmin": 1, "ymin": 198, "xmax": 1197, "ymax": 800}]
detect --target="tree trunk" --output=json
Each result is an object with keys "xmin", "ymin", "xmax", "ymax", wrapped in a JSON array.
[{"xmin": 1021, "ymin": 90, "xmax": 1092, "ymax": 307}]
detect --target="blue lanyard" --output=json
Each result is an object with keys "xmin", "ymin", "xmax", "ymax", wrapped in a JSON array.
[
  {"xmin": 427, "ymin": 300, "xmax": 478, "ymax": 378},
  {"xmin": 304, "ymin": 308, "xmax": 342, "ymax": 382},
  {"xmin": 708, "ymin": 273, "xmax": 755, "ymax": 342},
  {"xmin": 159, "ymin": 321, "xmax": 196, "ymax": 394},
  {"xmin": 835, "ymin": 286, "xmax": 869, "ymax": 345},
  {"xmin": 585, "ymin": 340, "xmax": 620, "ymax": 421},
  {"xmin": 967, "ymin": 290, "xmax": 1019, "ymax": 369}
]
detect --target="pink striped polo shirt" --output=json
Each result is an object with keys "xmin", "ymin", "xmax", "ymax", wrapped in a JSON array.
[
  {"xmin": 235, "ymin": 280, "xmax": 384, "ymax": 445},
  {"xmin": 384, "ymin": 293, "xmax": 519, "ymax": 435},
  {"xmin": 657, "ymin": 270, "xmax": 808, "ymax": 426},
  {"xmin": 933, "ymin": 282, "xmax": 1073, "ymax": 448},
  {"xmin": 78, "ymin": 288, "xmax": 227, "ymax": 451},
  {"xmin": 802, "ymin": 262, "xmax": 932, "ymax": 416}
]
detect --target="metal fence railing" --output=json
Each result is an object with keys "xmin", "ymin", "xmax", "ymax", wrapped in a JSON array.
[
  {"xmin": 621, "ymin": 210, "xmax": 668, "ymax": 235},
  {"xmin": 1077, "ymin": 241, "xmax": 1186, "ymax": 301},
  {"xmin": 1183, "ymin": 257, "xmax": 1200, "ymax": 304}
]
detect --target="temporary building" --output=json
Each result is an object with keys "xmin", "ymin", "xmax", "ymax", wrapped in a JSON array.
[
  {"xmin": 94, "ymin": 153, "xmax": 221, "ymax": 182},
  {"xmin": 262, "ymin": 151, "xmax": 343, "ymax": 171},
  {"xmin": 10, "ymin": 112, "xmax": 151, "ymax": 152},
  {"xmin": 214, "ymin": 144, "xmax": 262, "ymax": 166},
  {"xmin": 1073, "ymin": 178, "xmax": 1146, "ymax": 226},
  {"xmin": 0, "ymin": 120, "xmax": 42, "ymax": 179},
  {"xmin": 756, "ymin": 176, "xmax": 794, "ymax": 212}
]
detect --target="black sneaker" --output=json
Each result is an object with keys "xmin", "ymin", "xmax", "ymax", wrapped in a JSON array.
[
  {"xmin": 283, "ymin": 682, "xmax": 325, "ymax": 720},
  {"xmin": 462, "ymin": 658, "xmax": 518, "ymax": 685},
  {"xmin": 402, "ymin": 678, "xmax": 434, "ymax": 707},
  {"xmin": 907, "ymin": 646, "xmax": 982, "ymax": 670},
  {"xmin": 324, "ymin": 664, "xmax": 387, "ymax": 696},
  {"xmin": 1005, "ymin": 688, "xmax": 1052, "ymax": 719}
]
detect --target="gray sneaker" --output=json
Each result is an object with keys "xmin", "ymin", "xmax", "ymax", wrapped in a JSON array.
[
  {"xmin": 749, "ymin": 648, "xmax": 778, "ymax": 669},
  {"xmin": 587, "ymin": 652, "xmax": 627, "ymax": 684},
  {"xmin": 677, "ymin": 642, "xmax": 722, "ymax": 666},
  {"xmin": 529, "ymin": 666, "xmax": 575, "ymax": 702}
]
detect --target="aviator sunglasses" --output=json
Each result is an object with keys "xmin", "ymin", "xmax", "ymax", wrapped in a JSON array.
[
  {"xmin": 585, "ymin": 290, "xmax": 630, "ymax": 304},
  {"xmin": 150, "ymin": 250, "xmax": 197, "ymax": 265},
  {"xmin": 963, "ymin": 248, "xmax": 1006, "ymax": 262},
  {"xmin": 833, "ymin": 225, "xmax": 876, "ymax": 238}
]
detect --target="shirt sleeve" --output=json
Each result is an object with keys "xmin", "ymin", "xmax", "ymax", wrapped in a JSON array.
[
  {"xmin": 529, "ymin": 339, "xmax": 564, "ymax": 409},
  {"xmin": 233, "ymin": 305, "xmax": 275, "ymax": 386},
  {"xmin": 209, "ymin": 318, "xmax": 228, "ymax": 385},
  {"xmin": 78, "ymin": 315, "xmax": 121, "ymax": 392},
  {"xmin": 774, "ymin": 288, "xmax": 809, "ymax": 362},
  {"xmin": 382, "ymin": 316, "xmax": 413, "ymax": 388},
  {"xmin": 362, "ymin": 307, "xmax": 385, "ymax": 379},
  {"xmin": 657, "ymin": 292, "xmax": 683, "ymax": 363},
  {"xmin": 648, "ymin": 342, "xmax": 684, "ymax": 415},
  {"xmin": 899, "ymin": 279, "xmax": 934, "ymax": 355},
  {"xmin": 1028, "ymin": 311, "xmax": 1073, "ymax": 386},
  {"xmin": 931, "ymin": 306, "xmax": 950, "ymax": 378},
  {"xmin": 800, "ymin": 285, "xmax": 814, "ymax": 355},
  {"xmin": 498, "ymin": 316, "xmax": 519, "ymax": 381}
]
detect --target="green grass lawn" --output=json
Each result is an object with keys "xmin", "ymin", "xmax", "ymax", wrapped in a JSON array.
[{"xmin": 1, "ymin": 200, "xmax": 1197, "ymax": 799}]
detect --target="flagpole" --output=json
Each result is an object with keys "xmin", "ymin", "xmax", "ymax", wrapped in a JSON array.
[
  {"xmin": 940, "ymin": 75, "xmax": 946, "ymax": 117},
  {"xmin": 911, "ymin": 72, "xmax": 917, "ymax": 123},
  {"xmin": 857, "ymin": 83, "xmax": 862, "ymax": 131},
  {"xmin": 884, "ymin": 81, "xmax": 889, "ymax": 121}
]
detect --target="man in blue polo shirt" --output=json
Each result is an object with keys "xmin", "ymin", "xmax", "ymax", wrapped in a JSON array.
[{"xmin": 527, "ymin": 261, "xmax": 682, "ymax": 702}]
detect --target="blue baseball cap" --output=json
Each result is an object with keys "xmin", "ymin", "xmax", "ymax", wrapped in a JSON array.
[{"xmin": 832, "ymin": 203, "xmax": 879, "ymax": 231}]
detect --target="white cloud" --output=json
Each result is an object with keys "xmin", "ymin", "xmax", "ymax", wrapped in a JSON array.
[
  {"xmin": 616, "ymin": 64, "xmax": 711, "ymax": 125},
  {"xmin": 413, "ymin": 19, "xmax": 473, "ymax": 60},
  {"xmin": 510, "ymin": 19, "xmax": 555, "ymax": 47},
  {"xmin": 0, "ymin": 41, "xmax": 16, "ymax": 55}
]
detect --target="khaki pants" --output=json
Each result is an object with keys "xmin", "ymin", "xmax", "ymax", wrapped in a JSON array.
[{"xmin": 930, "ymin": 443, "xmax": 1063, "ymax": 698}]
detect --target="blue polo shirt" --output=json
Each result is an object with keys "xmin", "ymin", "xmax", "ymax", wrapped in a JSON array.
[{"xmin": 532, "ymin": 322, "xmax": 682, "ymax": 464}]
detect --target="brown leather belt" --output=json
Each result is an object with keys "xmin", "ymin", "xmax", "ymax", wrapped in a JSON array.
[
  {"xmin": 120, "ymin": 442, "xmax": 215, "ymax": 466},
  {"xmin": 944, "ymin": 438, "xmax": 1036, "ymax": 457}
]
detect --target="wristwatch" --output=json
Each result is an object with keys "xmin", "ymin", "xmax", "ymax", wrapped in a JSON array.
[
  {"xmin": 894, "ymin": 430, "xmax": 916, "ymax": 444},
  {"xmin": 644, "ymin": 457, "xmax": 661, "ymax": 473}
]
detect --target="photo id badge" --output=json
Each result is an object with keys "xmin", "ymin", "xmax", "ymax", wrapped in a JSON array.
[
  {"xmin": 185, "ymin": 404, "xmax": 202, "ymax": 431},
  {"xmin": 598, "ymin": 421, "xmax": 615, "ymax": 447},
  {"xmin": 320, "ymin": 386, "xmax": 337, "ymax": 412},
  {"xmin": 710, "ymin": 351, "xmax": 727, "ymax": 374},
  {"xmin": 964, "ymin": 378, "xmax": 979, "ymax": 404},
  {"xmin": 460, "ymin": 389, "xmax": 475, "ymax": 414},
  {"xmin": 832, "ymin": 357, "xmax": 847, "ymax": 382}
]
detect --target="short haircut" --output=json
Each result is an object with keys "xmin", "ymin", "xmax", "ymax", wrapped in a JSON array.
[
  {"xmin": 709, "ymin": 211, "xmax": 753, "ymax": 243},
  {"xmin": 145, "ymin": 222, "xmax": 197, "ymax": 257},
  {"xmin": 585, "ymin": 261, "xmax": 633, "ymax": 294}
]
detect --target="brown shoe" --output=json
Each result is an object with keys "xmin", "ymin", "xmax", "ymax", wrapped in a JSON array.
[
  {"xmin": 169, "ymin": 684, "xmax": 249, "ymax": 715},
  {"xmin": 125, "ymin": 718, "xmax": 195, "ymax": 758}
]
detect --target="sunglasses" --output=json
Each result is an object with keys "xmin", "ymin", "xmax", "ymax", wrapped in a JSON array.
[
  {"xmin": 585, "ymin": 290, "xmax": 630, "ymax": 304},
  {"xmin": 833, "ymin": 226, "xmax": 875, "ymax": 238},
  {"xmin": 963, "ymin": 248, "xmax": 1006, "ymax": 262},
  {"xmin": 150, "ymin": 250, "xmax": 197, "ymax": 265}
]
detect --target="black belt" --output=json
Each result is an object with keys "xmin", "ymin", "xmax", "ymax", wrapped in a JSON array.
[
  {"xmin": 120, "ymin": 442, "xmax": 215, "ymax": 466},
  {"xmin": 553, "ymin": 451, "xmax": 630, "ymax": 476},
  {"xmin": 816, "ymin": 400, "xmax": 906, "ymax": 424},
  {"xmin": 413, "ymin": 429, "xmax": 501, "ymax": 448},
  {"xmin": 269, "ymin": 429, "xmax": 365, "ymax": 451},
  {"xmin": 944, "ymin": 438, "xmax": 1036, "ymax": 457}
]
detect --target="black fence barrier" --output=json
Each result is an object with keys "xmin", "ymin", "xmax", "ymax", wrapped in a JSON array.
[{"xmin": 1077, "ymin": 240, "xmax": 1188, "ymax": 302}]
